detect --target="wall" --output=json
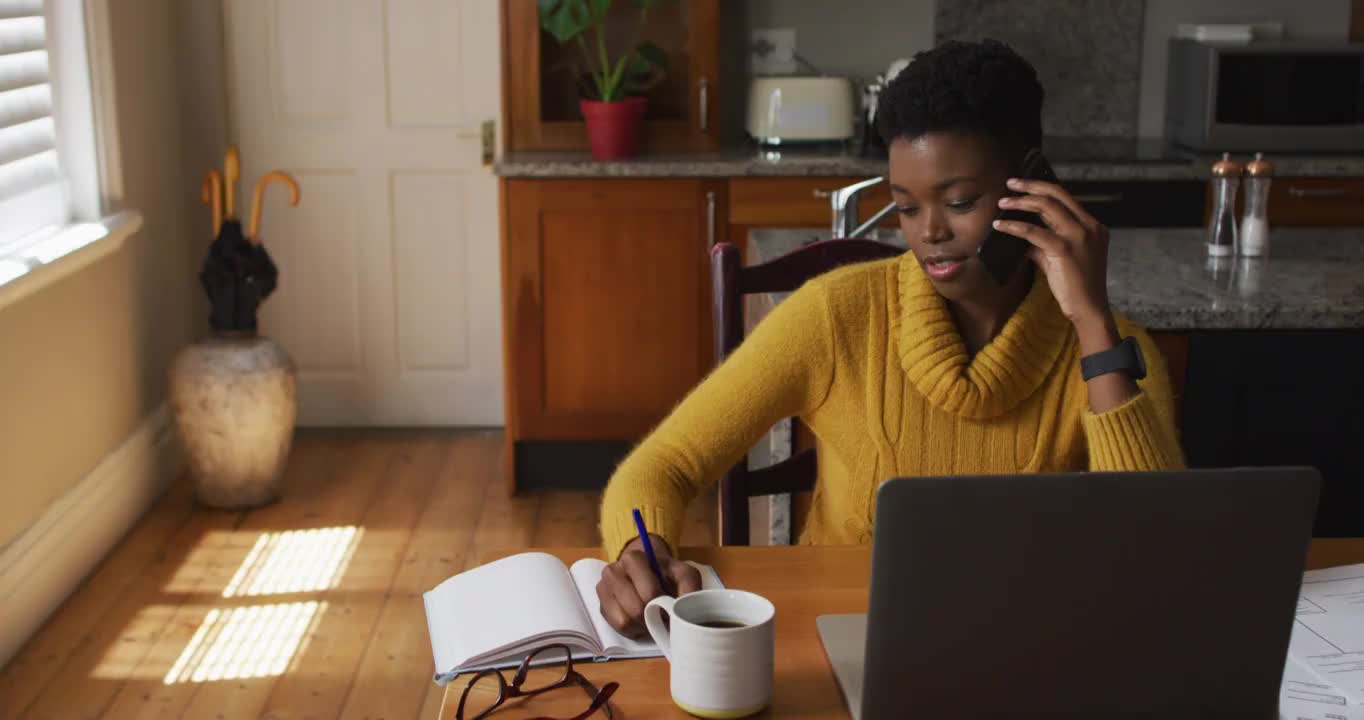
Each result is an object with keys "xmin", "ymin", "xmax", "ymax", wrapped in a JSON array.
[
  {"xmin": 936, "ymin": 0, "xmax": 1145, "ymax": 137},
  {"xmin": 721, "ymin": 0, "xmax": 1354, "ymax": 141},
  {"xmin": 719, "ymin": 0, "xmax": 935, "ymax": 143},
  {"xmin": 1137, "ymin": 0, "xmax": 1353, "ymax": 137},
  {"xmin": 740, "ymin": 0, "xmax": 935, "ymax": 80},
  {"xmin": 177, "ymin": 1, "xmax": 231, "ymax": 271},
  {"xmin": 0, "ymin": 0, "xmax": 225, "ymax": 551}
]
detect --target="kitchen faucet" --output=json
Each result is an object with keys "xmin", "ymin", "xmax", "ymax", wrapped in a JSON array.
[{"xmin": 830, "ymin": 176, "xmax": 898, "ymax": 239}]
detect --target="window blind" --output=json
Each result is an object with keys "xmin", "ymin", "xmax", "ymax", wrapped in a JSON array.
[{"xmin": 0, "ymin": 0, "xmax": 67, "ymax": 248}]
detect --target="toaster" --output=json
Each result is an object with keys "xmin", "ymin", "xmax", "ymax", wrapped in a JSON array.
[{"xmin": 745, "ymin": 76, "xmax": 856, "ymax": 145}]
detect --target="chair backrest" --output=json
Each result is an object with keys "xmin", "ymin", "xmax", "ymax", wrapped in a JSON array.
[{"xmin": 709, "ymin": 238, "xmax": 903, "ymax": 545}]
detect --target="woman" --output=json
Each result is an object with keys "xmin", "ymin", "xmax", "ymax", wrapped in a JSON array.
[{"xmin": 595, "ymin": 39, "xmax": 1184, "ymax": 635}]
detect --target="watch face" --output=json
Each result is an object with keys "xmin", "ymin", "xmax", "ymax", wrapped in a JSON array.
[{"xmin": 1127, "ymin": 337, "xmax": 1148, "ymax": 380}]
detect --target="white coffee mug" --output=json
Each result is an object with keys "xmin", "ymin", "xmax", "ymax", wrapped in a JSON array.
[{"xmin": 643, "ymin": 588, "xmax": 775, "ymax": 718}]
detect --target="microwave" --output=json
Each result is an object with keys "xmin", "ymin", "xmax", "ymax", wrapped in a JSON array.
[{"xmin": 1165, "ymin": 39, "xmax": 1364, "ymax": 151}]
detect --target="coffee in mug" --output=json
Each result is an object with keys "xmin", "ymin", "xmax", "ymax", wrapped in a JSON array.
[{"xmin": 643, "ymin": 588, "xmax": 775, "ymax": 718}]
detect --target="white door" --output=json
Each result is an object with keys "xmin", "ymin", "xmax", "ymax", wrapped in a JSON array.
[{"xmin": 223, "ymin": 0, "xmax": 502, "ymax": 426}]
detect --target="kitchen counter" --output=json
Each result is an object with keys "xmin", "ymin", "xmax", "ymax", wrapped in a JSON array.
[
  {"xmin": 497, "ymin": 140, "xmax": 1364, "ymax": 181},
  {"xmin": 748, "ymin": 227, "xmax": 1364, "ymax": 331}
]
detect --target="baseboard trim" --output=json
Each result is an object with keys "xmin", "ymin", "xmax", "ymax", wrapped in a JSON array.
[{"xmin": 0, "ymin": 403, "xmax": 182, "ymax": 668}]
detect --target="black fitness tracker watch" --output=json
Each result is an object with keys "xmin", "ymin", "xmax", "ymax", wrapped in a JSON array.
[{"xmin": 1080, "ymin": 336, "xmax": 1147, "ymax": 381}]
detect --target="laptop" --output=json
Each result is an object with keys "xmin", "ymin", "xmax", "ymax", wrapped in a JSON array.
[{"xmin": 818, "ymin": 468, "xmax": 1320, "ymax": 719}]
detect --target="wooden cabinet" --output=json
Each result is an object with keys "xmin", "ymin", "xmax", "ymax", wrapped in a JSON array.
[
  {"xmin": 1210, "ymin": 177, "xmax": 1364, "ymax": 228},
  {"xmin": 501, "ymin": 0, "xmax": 721, "ymax": 153},
  {"xmin": 1266, "ymin": 177, "xmax": 1364, "ymax": 227},
  {"xmin": 726, "ymin": 177, "xmax": 1208, "ymax": 232},
  {"xmin": 502, "ymin": 179, "xmax": 722, "ymax": 488},
  {"xmin": 729, "ymin": 177, "xmax": 896, "ymax": 228}
]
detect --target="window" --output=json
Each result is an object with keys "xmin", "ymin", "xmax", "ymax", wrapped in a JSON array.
[
  {"xmin": 0, "ymin": 0, "xmax": 138, "ymax": 302},
  {"xmin": 0, "ymin": 0, "xmax": 69, "ymax": 249}
]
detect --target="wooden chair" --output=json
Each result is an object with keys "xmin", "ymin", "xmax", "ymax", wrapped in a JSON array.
[{"xmin": 710, "ymin": 239, "xmax": 903, "ymax": 545}]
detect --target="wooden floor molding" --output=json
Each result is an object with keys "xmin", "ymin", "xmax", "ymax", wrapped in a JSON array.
[{"xmin": 0, "ymin": 429, "xmax": 716, "ymax": 720}]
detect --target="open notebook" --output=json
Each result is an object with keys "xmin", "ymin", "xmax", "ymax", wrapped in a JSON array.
[{"xmin": 423, "ymin": 552, "xmax": 723, "ymax": 685}]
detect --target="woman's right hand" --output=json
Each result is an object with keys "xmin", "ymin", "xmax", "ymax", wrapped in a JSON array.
[{"xmin": 596, "ymin": 535, "xmax": 703, "ymax": 638}]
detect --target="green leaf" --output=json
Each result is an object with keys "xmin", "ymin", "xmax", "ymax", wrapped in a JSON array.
[
  {"xmin": 633, "ymin": 41, "xmax": 668, "ymax": 71},
  {"xmin": 632, "ymin": 0, "xmax": 666, "ymax": 8},
  {"xmin": 539, "ymin": 0, "xmax": 593, "ymax": 44},
  {"xmin": 588, "ymin": 0, "xmax": 611, "ymax": 21},
  {"xmin": 622, "ymin": 42, "xmax": 667, "ymax": 94}
]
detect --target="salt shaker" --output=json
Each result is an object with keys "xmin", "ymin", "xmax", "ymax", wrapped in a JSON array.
[
  {"xmin": 1207, "ymin": 153, "xmax": 1242, "ymax": 257},
  {"xmin": 1239, "ymin": 152, "xmax": 1274, "ymax": 257}
]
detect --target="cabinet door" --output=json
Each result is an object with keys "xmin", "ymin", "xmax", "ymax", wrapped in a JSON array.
[
  {"xmin": 1150, "ymin": 332, "xmax": 1189, "ymax": 426},
  {"xmin": 504, "ymin": 179, "xmax": 720, "ymax": 439},
  {"xmin": 503, "ymin": 0, "xmax": 720, "ymax": 152},
  {"xmin": 1182, "ymin": 331, "xmax": 1364, "ymax": 536}
]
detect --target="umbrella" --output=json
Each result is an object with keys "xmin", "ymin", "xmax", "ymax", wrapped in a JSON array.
[{"xmin": 197, "ymin": 146, "xmax": 300, "ymax": 333}]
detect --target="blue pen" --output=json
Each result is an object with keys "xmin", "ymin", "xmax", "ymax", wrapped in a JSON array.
[{"xmin": 632, "ymin": 508, "xmax": 674, "ymax": 597}]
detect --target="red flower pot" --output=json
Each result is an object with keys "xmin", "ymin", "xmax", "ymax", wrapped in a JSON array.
[{"xmin": 579, "ymin": 96, "xmax": 647, "ymax": 160}]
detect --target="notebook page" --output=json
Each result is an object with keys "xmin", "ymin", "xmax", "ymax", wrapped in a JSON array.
[
  {"xmin": 569, "ymin": 557, "xmax": 725, "ymax": 657},
  {"xmin": 1292, "ymin": 563, "xmax": 1364, "ymax": 705},
  {"xmin": 424, "ymin": 552, "xmax": 598, "ymax": 681},
  {"xmin": 1280, "ymin": 653, "xmax": 1361, "ymax": 720}
]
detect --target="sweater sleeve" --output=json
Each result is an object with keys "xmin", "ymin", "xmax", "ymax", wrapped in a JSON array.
[
  {"xmin": 599, "ymin": 280, "xmax": 838, "ymax": 559},
  {"xmin": 1081, "ymin": 323, "xmax": 1186, "ymax": 471}
]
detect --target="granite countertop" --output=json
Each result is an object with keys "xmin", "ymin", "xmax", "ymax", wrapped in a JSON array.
[
  {"xmin": 747, "ymin": 227, "xmax": 1364, "ymax": 331},
  {"xmin": 497, "ymin": 138, "xmax": 1364, "ymax": 181}
]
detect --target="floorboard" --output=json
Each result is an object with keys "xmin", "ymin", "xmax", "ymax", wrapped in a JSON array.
[{"xmin": 0, "ymin": 429, "xmax": 716, "ymax": 720}]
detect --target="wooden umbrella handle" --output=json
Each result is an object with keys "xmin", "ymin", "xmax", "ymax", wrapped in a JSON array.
[
  {"xmin": 224, "ymin": 145, "xmax": 240, "ymax": 218},
  {"xmin": 248, "ymin": 171, "xmax": 301, "ymax": 242},
  {"xmin": 200, "ymin": 169, "xmax": 223, "ymax": 236}
]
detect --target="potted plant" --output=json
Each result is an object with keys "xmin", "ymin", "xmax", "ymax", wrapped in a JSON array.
[{"xmin": 539, "ymin": 0, "xmax": 669, "ymax": 159}]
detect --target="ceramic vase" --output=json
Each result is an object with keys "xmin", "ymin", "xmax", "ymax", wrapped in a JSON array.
[{"xmin": 169, "ymin": 333, "xmax": 297, "ymax": 509}]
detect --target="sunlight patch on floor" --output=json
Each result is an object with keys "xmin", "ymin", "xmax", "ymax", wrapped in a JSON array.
[
  {"xmin": 162, "ymin": 601, "xmax": 323, "ymax": 684},
  {"xmin": 222, "ymin": 526, "xmax": 361, "ymax": 597}
]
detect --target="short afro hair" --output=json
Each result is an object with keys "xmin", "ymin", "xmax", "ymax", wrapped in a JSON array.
[{"xmin": 877, "ymin": 39, "xmax": 1044, "ymax": 159}]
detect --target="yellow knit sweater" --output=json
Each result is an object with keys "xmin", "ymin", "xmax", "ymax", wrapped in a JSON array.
[{"xmin": 600, "ymin": 252, "xmax": 1184, "ymax": 558}]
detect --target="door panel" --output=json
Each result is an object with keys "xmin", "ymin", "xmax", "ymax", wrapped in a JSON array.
[{"xmin": 263, "ymin": 171, "xmax": 364, "ymax": 374}]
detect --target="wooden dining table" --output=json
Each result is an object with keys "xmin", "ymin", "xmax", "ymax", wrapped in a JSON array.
[{"xmin": 436, "ymin": 539, "xmax": 1364, "ymax": 719}]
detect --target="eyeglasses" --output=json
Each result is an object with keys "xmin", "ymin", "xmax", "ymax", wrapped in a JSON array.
[{"xmin": 453, "ymin": 644, "xmax": 618, "ymax": 720}]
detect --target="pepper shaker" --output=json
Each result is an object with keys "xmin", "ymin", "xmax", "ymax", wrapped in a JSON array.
[
  {"xmin": 1239, "ymin": 152, "xmax": 1274, "ymax": 257},
  {"xmin": 1207, "ymin": 153, "xmax": 1243, "ymax": 258}
]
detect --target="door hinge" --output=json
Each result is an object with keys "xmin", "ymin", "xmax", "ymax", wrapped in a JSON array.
[{"xmin": 482, "ymin": 119, "xmax": 496, "ymax": 167}]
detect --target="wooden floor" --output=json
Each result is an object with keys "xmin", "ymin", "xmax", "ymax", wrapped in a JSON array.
[{"xmin": 0, "ymin": 429, "xmax": 716, "ymax": 720}]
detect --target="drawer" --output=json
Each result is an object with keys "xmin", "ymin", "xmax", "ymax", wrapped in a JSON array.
[
  {"xmin": 728, "ymin": 177, "xmax": 896, "ymax": 228},
  {"xmin": 1267, "ymin": 178, "xmax": 1364, "ymax": 227},
  {"xmin": 730, "ymin": 177, "xmax": 1207, "ymax": 230}
]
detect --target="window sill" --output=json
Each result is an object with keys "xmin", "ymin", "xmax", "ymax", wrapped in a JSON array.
[{"xmin": 0, "ymin": 211, "xmax": 144, "ymax": 312}]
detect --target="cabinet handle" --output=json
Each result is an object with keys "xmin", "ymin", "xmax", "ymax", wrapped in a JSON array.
[
  {"xmin": 698, "ymin": 77, "xmax": 710, "ymax": 133},
  {"xmin": 1072, "ymin": 192, "xmax": 1124, "ymax": 204},
  {"xmin": 812, "ymin": 188, "xmax": 834, "ymax": 198},
  {"xmin": 706, "ymin": 191, "xmax": 717, "ymax": 248},
  {"xmin": 1288, "ymin": 186, "xmax": 1350, "ymax": 199}
]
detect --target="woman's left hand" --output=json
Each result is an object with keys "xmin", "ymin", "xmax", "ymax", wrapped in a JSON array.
[{"xmin": 992, "ymin": 177, "xmax": 1113, "ymax": 333}]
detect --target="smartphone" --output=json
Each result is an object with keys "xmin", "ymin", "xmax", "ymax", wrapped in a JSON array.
[{"xmin": 977, "ymin": 149, "xmax": 1060, "ymax": 286}]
